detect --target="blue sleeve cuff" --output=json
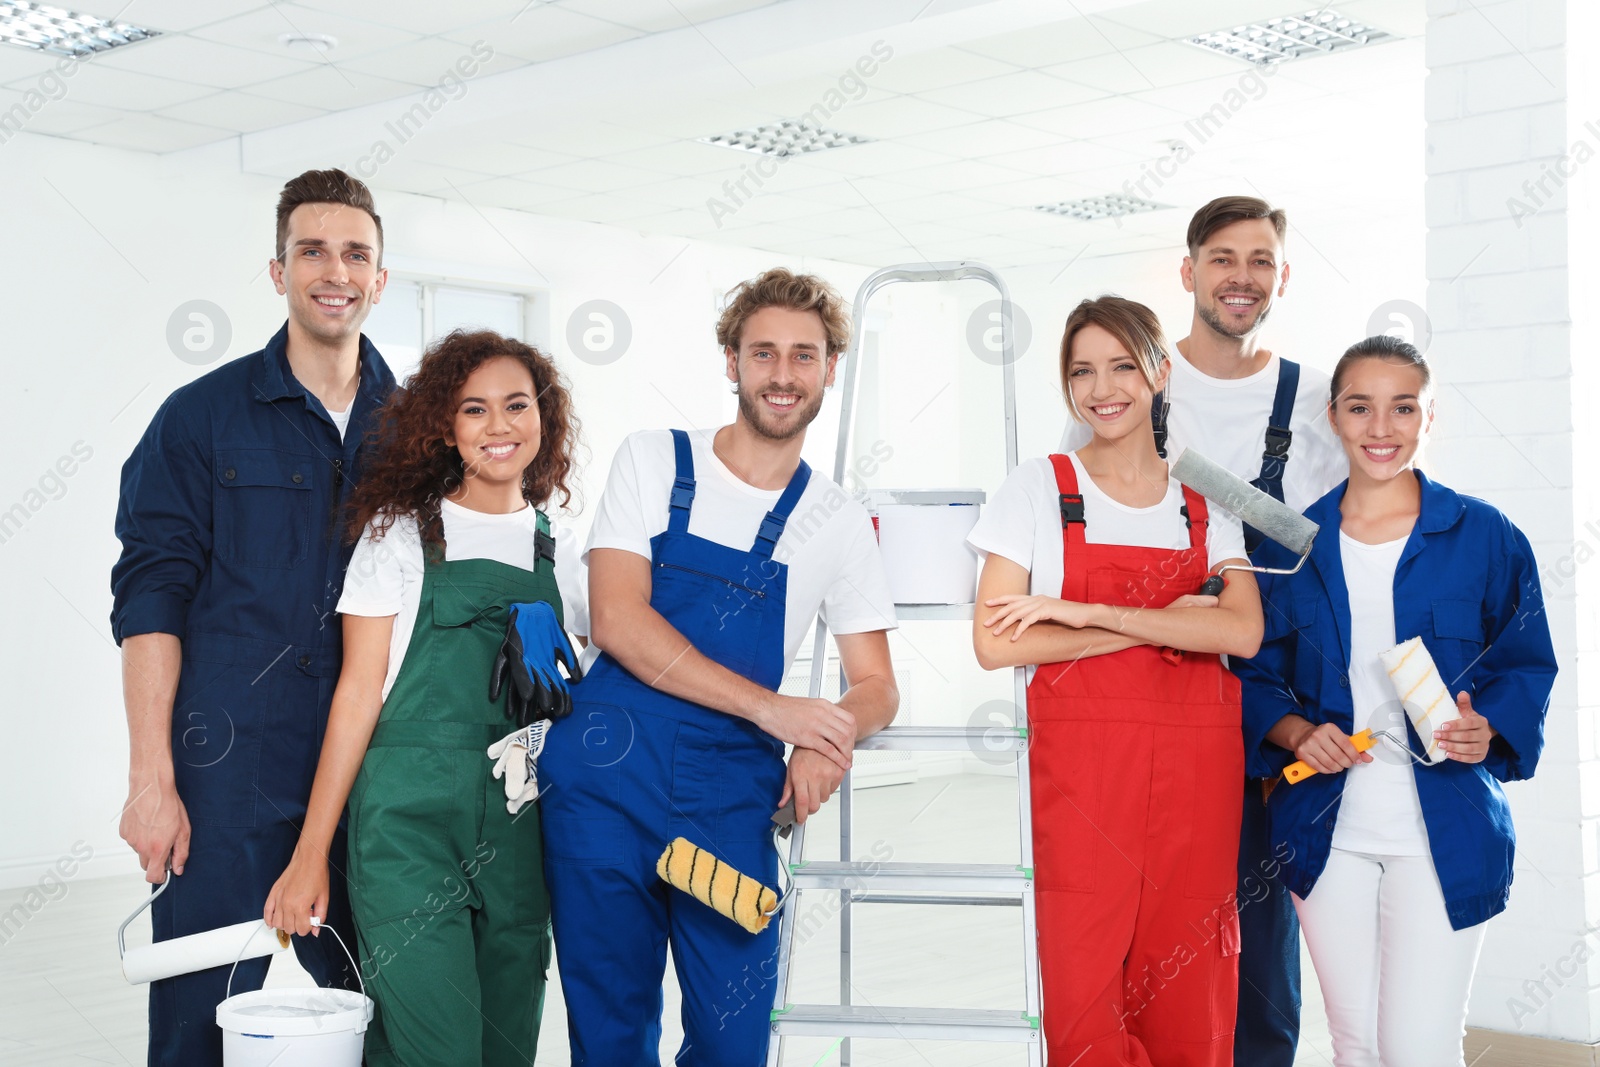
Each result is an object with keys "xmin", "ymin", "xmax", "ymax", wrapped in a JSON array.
[{"xmin": 112, "ymin": 593, "xmax": 189, "ymax": 645}]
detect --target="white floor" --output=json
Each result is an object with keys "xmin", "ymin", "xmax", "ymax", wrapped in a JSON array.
[{"xmin": 0, "ymin": 773, "xmax": 1336, "ymax": 1065}]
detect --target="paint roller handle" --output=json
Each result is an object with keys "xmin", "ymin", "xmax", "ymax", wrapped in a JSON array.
[{"xmin": 1283, "ymin": 728, "xmax": 1378, "ymax": 784}]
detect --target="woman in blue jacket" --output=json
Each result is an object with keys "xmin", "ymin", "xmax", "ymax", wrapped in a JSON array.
[{"xmin": 1235, "ymin": 335, "xmax": 1556, "ymax": 1066}]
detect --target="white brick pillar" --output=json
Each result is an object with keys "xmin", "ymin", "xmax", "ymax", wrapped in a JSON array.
[{"xmin": 1426, "ymin": 0, "xmax": 1600, "ymax": 1046}]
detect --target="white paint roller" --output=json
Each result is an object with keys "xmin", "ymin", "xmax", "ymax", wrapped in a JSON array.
[
  {"xmin": 118, "ymin": 872, "xmax": 291, "ymax": 984},
  {"xmin": 1380, "ymin": 636, "xmax": 1461, "ymax": 764}
]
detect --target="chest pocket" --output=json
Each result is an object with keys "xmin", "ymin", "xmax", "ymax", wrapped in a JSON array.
[
  {"xmin": 1287, "ymin": 597, "xmax": 1329, "ymax": 698},
  {"xmin": 1430, "ymin": 599, "xmax": 1484, "ymax": 678},
  {"xmin": 214, "ymin": 449, "xmax": 314, "ymax": 569},
  {"xmin": 431, "ymin": 582, "xmax": 508, "ymax": 631}
]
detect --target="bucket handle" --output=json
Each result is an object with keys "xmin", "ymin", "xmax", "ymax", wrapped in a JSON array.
[
  {"xmin": 116, "ymin": 868, "xmax": 171, "ymax": 962},
  {"xmin": 227, "ymin": 917, "xmax": 367, "ymax": 1005}
]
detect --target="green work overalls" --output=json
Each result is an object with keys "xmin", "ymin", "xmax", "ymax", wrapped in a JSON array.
[{"xmin": 346, "ymin": 514, "xmax": 558, "ymax": 1067}]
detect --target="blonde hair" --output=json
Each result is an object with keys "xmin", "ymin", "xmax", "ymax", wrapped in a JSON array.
[
  {"xmin": 1059, "ymin": 296, "xmax": 1168, "ymax": 422},
  {"xmin": 716, "ymin": 268, "xmax": 851, "ymax": 357}
]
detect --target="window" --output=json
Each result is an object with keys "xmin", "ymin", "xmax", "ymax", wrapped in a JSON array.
[{"xmin": 363, "ymin": 279, "xmax": 539, "ymax": 382}]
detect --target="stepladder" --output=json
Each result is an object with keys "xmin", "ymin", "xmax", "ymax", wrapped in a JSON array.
[{"xmin": 765, "ymin": 262, "xmax": 1042, "ymax": 1066}]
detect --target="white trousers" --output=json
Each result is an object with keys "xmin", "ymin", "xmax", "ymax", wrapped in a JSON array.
[{"xmin": 1293, "ymin": 848, "xmax": 1487, "ymax": 1067}]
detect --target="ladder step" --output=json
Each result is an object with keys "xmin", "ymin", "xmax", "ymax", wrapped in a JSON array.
[
  {"xmin": 847, "ymin": 891, "xmax": 1020, "ymax": 907},
  {"xmin": 856, "ymin": 725, "xmax": 1025, "ymax": 752},
  {"xmin": 772, "ymin": 1003, "xmax": 1039, "ymax": 1043},
  {"xmin": 790, "ymin": 861, "xmax": 1028, "ymax": 895}
]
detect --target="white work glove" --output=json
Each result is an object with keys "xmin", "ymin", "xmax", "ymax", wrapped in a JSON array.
[{"xmin": 487, "ymin": 721, "xmax": 550, "ymax": 815}]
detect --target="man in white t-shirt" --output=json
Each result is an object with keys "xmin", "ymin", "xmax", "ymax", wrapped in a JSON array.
[
  {"xmin": 538, "ymin": 268, "xmax": 899, "ymax": 1065},
  {"xmin": 1061, "ymin": 196, "xmax": 1348, "ymax": 1066}
]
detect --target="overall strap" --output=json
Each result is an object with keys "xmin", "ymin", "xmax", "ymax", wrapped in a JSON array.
[
  {"xmin": 1178, "ymin": 485, "xmax": 1210, "ymax": 552},
  {"xmin": 1151, "ymin": 390, "xmax": 1171, "ymax": 459},
  {"xmin": 751, "ymin": 460, "xmax": 812, "ymax": 560},
  {"xmin": 1252, "ymin": 359, "xmax": 1299, "ymax": 502},
  {"xmin": 667, "ymin": 429, "xmax": 696, "ymax": 535},
  {"xmin": 534, "ymin": 509, "xmax": 556, "ymax": 567},
  {"xmin": 1048, "ymin": 454, "xmax": 1088, "ymax": 601}
]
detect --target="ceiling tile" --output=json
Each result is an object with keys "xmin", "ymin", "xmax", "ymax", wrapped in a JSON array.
[
  {"xmin": 0, "ymin": 89, "xmax": 121, "ymax": 136},
  {"xmin": 361, "ymin": 159, "xmax": 498, "ymax": 195},
  {"xmin": 957, "ymin": 16, "xmax": 1164, "ymax": 69},
  {"xmin": 602, "ymin": 139, "xmax": 751, "ymax": 176},
  {"xmin": 791, "ymin": 139, "xmax": 960, "ymax": 177},
  {"xmin": 241, "ymin": 65, "xmax": 428, "ymax": 111},
  {"xmin": 3, "ymin": 62, "xmax": 215, "ymax": 111},
  {"xmin": 443, "ymin": 175, "xmax": 588, "ymax": 211},
  {"xmin": 1094, "ymin": 0, "xmax": 1311, "ymax": 39},
  {"xmin": 337, "ymin": 35, "xmax": 534, "ymax": 86},
  {"xmin": 506, "ymin": 122, "xmax": 676, "ymax": 156},
  {"xmin": 399, "ymin": 130, "xmax": 584, "ymax": 175},
  {"xmin": 894, "ymin": 119, "xmax": 1064, "ymax": 158},
  {"xmin": 535, "ymin": 192, "xmax": 674, "ymax": 225},
  {"xmin": 75, "ymin": 0, "xmax": 277, "ymax": 34},
  {"xmin": 881, "ymin": 192, "xmax": 1035, "ymax": 225},
  {"xmin": 917, "ymin": 70, "xmax": 1110, "ymax": 118},
  {"xmin": 77, "ymin": 112, "xmax": 236, "ymax": 152},
  {"xmin": 291, "ymin": 1, "xmax": 526, "ymax": 37},
  {"xmin": 570, "ymin": 0, "xmax": 781, "ymax": 33},
  {"xmin": 441, "ymin": 5, "xmax": 643, "ymax": 63},
  {"xmin": 520, "ymin": 158, "xmax": 669, "ymax": 192},
  {"xmin": 155, "ymin": 89, "xmax": 327, "ymax": 133},
  {"xmin": 864, "ymin": 46, "xmax": 1022, "ymax": 95},
  {"xmin": 0, "ymin": 45, "xmax": 69, "ymax": 82},
  {"xmin": 969, "ymin": 175, "xmax": 1114, "ymax": 210},
  {"xmin": 93, "ymin": 36, "xmax": 322, "ymax": 90},
  {"xmin": 829, "ymin": 95, "xmax": 986, "ymax": 139},
  {"xmin": 889, "ymin": 158, "xmax": 1037, "ymax": 195},
  {"xmin": 985, "ymin": 139, "xmax": 1147, "ymax": 177},
  {"xmin": 189, "ymin": 3, "xmax": 414, "ymax": 60},
  {"xmin": 1012, "ymin": 96, "xmax": 1190, "ymax": 140},
  {"xmin": 724, "ymin": 77, "xmax": 899, "ymax": 117}
]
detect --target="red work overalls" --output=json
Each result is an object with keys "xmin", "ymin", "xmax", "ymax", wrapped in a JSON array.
[{"xmin": 1030, "ymin": 455, "xmax": 1243, "ymax": 1066}]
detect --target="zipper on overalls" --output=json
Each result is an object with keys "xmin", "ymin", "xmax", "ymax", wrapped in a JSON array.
[{"xmin": 657, "ymin": 560, "xmax": 768, "ymax": 597}]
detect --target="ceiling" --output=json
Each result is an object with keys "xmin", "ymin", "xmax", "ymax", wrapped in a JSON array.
[{"xmin": 3, "ymin": 0, "xmax": 1426, "ymax": 267}]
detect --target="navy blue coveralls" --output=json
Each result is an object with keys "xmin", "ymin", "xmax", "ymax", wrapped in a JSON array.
[
  {"xmin": 110, "ymin": 324, "xmax": 394, "ymax": 1067},
  {"xmin": 539, "ymin": 429, "xmax": 808, "ymax": 1066},
  {"xmin": 1156, "ymin": 359, "xmax": 1304, "ymax": 1067}
]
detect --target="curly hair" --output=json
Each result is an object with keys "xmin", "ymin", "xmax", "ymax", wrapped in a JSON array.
[
  {"xmin": 347, "ymin": 329, "xmax": 579, "ymax": 549},
  {"xmin": 716, "ymin": 267, "xmax": 851, "ymax": 357}
]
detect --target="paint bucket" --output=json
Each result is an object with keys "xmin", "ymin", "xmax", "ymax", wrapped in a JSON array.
[{"xmin": 215, "ymin": 919, "xmax": 372, "ymax": 1066}]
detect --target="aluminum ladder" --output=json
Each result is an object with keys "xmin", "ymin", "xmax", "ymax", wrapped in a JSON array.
[{"xmin": 765, "ymin": 262, "xmax": 1041, "ymax": 1065}]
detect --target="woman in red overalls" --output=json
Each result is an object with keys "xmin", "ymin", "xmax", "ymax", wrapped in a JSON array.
[{"xmin": 968, "ymin": 295, "xmax": 1264, "ymax": 1066}]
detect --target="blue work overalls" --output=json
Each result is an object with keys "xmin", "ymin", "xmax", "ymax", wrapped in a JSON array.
[
  {"xmin": 111, "ymin": 325, "xmax": 394, "ymax": 1066},
  {"xmin": 539, "ymin": 429, "xmax": 808, "ymax": 1066}
]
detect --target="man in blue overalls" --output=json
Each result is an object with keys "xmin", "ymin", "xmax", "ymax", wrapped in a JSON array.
[
  {"xmin": 540, "ymin": 267, "xmax": 899, "ymax": 1065},
  {"xmin": 112, "ymin": 170, "xmax": 395, "ymax": 1066},
  {"xmin": 1061, "ymin": 197, "xmax": 1348, "ymax": 1066}
]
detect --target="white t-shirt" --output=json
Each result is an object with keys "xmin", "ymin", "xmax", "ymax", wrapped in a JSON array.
[
  {"xmin": 328, "ymin": 404, "xmax": 351, "ymax": 441},
  {"xmin": 966, "ymin": 453, "xmax": 1247, "ymax": 681},
  {"xmin": 338, "ymin": 498, "xmax": 587, "ymax": 700},
  {"xmin": 1060, "ymin": 347, "xmax": 1347, "ymax": 514},
  {"xmin": 585, "ymin": 428, "xmax": 896, "ymax": 675},
  {"xmin": 1331, "ymin": 531, "xmax": 1430, "ymax": 855}
]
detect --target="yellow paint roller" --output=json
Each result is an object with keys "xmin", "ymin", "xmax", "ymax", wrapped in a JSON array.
[
  {"xmin": 1283, "ymin": 728, "xmax": 1382, "ymax": 784},
  {"xmin": 655, "ymin": 801, "xmax": 795, "ymax": 935}
]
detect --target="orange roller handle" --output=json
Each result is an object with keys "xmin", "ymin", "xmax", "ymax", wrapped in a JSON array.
[{"xmin": 1283, "ymin": 728, "xmax": 1377, "ymax": 785}]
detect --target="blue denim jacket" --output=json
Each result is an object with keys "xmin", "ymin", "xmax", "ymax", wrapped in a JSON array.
[
  {"xmin": 110, "ymin": 324, "xmax": 394, "ymax": 824},
  {"xmin": 1234, "ymin": 472, "xmax": 1556, "ymax": 930}
]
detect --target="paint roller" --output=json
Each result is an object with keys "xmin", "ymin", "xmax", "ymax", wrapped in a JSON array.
[
  {"xmin": 1283, "ymin": 636, "xmax": 1460, "ymax": 783},
  {"xmin": 1168, "ymin": 447, "xmax": 1320, "ymax": 595},
  {"xmin": 117, "ymin": 870, "xmax": 291, "ymax": 984},
  {"xmin": 656, "ymin": 802, "xmax": 796, "ymax": 935}
]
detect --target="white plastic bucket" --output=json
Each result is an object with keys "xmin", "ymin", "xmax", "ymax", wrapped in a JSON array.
[
  {"xmin": 216, "ymin": 920, "xmax": 371, "ymax": 1066},
  {"xmin": 217, "ymin": 987, "xmax": 370, "ymax": 1066},
  {"xmin": 865, "ymin": 488, "xmax": 986, "ymax": 605}
]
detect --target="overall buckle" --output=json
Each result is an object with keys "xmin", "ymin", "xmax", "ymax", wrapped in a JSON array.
[{"xmin": 1059, "ymin": 493, "xmax": 1085, "ymax": 527}]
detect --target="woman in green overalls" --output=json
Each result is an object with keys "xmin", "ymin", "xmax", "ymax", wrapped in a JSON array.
[{"xmin": 265, "ymin": 328, "xmax": 582, "ymax": 1066}]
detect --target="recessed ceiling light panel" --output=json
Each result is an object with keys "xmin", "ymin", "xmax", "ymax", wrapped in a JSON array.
[
  {"xmin": 1035, "ymin": 195, "xmax": 1173, "ymax": 221},
  {"xmin": 698, "ymin": 119, "xmax": 873, "ymax": 158},
  {"xmin": 1188, "ymin": 8, "xmax": 1391, "ymax": 66},
  {"xmin": 0, "ymin": 0, "xmax": 159, "ymax": 57}
]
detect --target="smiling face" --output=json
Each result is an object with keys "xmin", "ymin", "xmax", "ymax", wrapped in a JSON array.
[
  {"xmin": 445, "ymin": 355, "xmax": 541, "ymax": 494},
  {"xmin": 1329, "ymin": 357, "xmax": 1433, "ymax": 482},
  {"xmin": 269, "ymin": 201, "xmax": 386, "ymax": 347},
  {"xmin": 725, "ymin": 305, "xmax": 837, "ymax": 441},
  {"xmin": 1066, "ymin": 323, "xmax": 1169, "ymax": 444},
  {"xmin": 1182, "ymin": 217, "xmax": 1288, "ymax": 341}
]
